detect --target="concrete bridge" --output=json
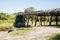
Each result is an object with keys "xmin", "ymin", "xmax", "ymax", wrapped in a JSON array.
[{"xmin": 14, "ymin": 8, "xmax": 60, "ymax": 27}]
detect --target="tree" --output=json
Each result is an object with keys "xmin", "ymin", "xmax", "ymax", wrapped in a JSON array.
[{"xmin": 25, "ymin": 7, "xmax": 35, "ymax": 13}]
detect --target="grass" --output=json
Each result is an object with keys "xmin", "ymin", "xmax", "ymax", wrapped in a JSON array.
[
  {"xmin": 0, "ymin": 23, "xmax": 32, "ymax": 36},
  {"xmin": 47, "ymin": 33, "xmax": 60, "ymax": 40},
  {"xmin": 9, "ymin": 27, "xmax": 32, "ymax": 36},
  {"xmin": 0, "ymin": 19, "xmax": 15, "ymax": 24}
]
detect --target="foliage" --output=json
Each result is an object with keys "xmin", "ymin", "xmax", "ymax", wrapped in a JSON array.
[
  {"xmin": 25, "ymin": 7, "xmax": 35, "ymax": 13},
  {"xmin": 0, "ymin": 13, "xmax": 10, "ymax": 20},
  {"xmin": 0, "ymin": 13, "xmax": 16, "ymax": 24}
]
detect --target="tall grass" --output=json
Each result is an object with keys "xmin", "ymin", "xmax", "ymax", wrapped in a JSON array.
[{"xmin": 0, "ymin": 19, "xmax": 15, "ymax": 24}]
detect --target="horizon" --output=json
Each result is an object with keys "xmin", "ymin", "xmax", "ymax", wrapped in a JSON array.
[{"xmin": 0, "ymin": 0, "xmax": 60, "ymax": 14}]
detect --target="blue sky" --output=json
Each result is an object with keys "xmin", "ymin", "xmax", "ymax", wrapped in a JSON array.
[{"xmin": 0, "ymin": 0, "xmax": 60, "ymax": 14}]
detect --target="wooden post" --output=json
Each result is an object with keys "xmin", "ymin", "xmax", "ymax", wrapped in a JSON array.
[{"xmin": 49, "ymin": 16, "xmax": 52, "ymax": 26}]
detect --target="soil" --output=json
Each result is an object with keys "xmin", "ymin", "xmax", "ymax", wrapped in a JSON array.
[{"xmin": 0, "ymin": 27, "xmax": 60, "ymax": 40}]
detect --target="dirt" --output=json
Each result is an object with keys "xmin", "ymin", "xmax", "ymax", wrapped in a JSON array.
[{"xmin": 0, "ymin": 27, "xmax": 60, "ymax": 40}]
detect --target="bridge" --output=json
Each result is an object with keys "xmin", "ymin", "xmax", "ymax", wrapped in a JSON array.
[{"xmin": 14, "ymin": 8, "xmax": 60, "ymax": 27}]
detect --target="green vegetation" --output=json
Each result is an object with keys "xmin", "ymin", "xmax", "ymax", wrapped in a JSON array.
[
  {"xmin": 47, "ymin": 34, "xmax": 60, "ymax": 40},
  {"xmin": 25, "ymin": 7, "xmax": 35, "ymax": 13},
  {"xmin": 0, "ymin": 20, "xmax": 14, "ymax": 24},
  {"xmin": 0, "ymin": 13, "xmax": 10, "ymax": 20},
  {"xmin": 0, "ymin": 13, "xmax": 16, "ymax": 24}
]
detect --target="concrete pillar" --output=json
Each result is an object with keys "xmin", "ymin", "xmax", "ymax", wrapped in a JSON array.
[
  {"xmin": 56, "ymin": 16, "xmax": 58, "ymax": 26},
  {"xmin": 34, "ymin": 15, "xmax": 38, "ymax": 26},
  {"xmin": 40, "ymin": 16, "xmax": 42, "ymax": 26},
  {"xmin": 49, "ymin": 16, "xmax": 52, "ymax": 26}
]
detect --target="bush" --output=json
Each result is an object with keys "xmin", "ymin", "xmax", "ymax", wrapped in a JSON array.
[{"xmin": 0, "ymin": 13, "xmax": 10, "ymax": 20}]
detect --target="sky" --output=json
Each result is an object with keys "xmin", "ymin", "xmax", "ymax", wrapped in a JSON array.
[{"xmin": 0, "ymin": 0, "xmax": 60, "ymax": 14}]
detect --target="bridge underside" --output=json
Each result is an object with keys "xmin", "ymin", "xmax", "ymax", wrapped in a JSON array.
[{"xmin": 23, "ymin": 11, "xmax": 60, "ymax": 26}]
